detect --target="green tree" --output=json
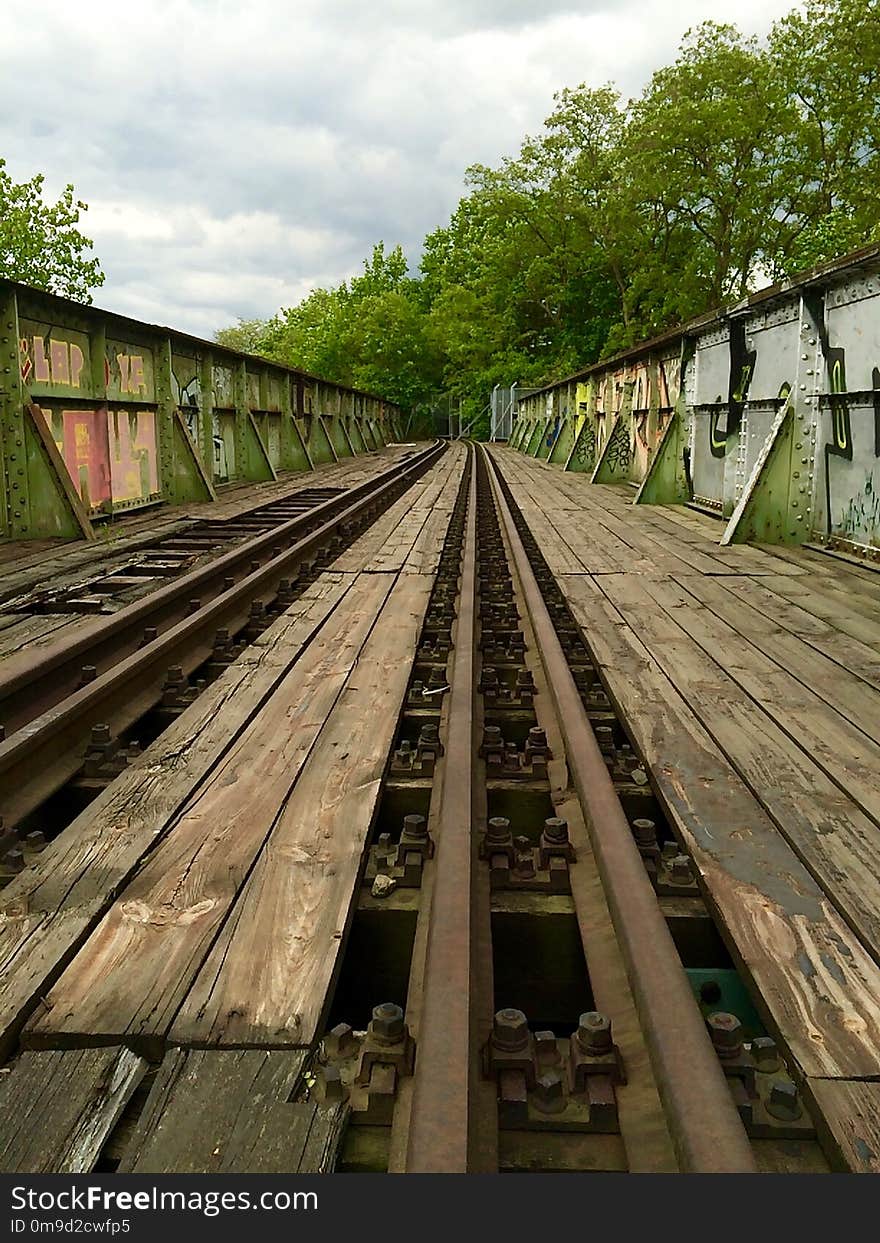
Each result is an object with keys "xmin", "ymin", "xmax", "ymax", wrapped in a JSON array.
[
  {"xmin": 769, "ymin": 0, "xmax": 880, "ymax": 272},
  {"xmin": 0, "ymin": 159, "xmax": 104, "ymax": 301},
  {"xmin": 214, "ymin": 317, "xmax": 270, "ymax": 354}
]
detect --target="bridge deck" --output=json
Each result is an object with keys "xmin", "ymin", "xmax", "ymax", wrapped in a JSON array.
[{"xmin": 489, "ymin": 445, "xmax": 880, "ymax": 1167}]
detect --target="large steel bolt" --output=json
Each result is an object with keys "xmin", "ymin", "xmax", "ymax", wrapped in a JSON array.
[
  {"xmin": 418, "ymin": 724, "xmax": 439, "ymax": 748},
  {"xmin": 370, "ymin": 1002, "xmax": 405, "ymax": 1046},
  {"xmin": 751, "ymin": 1036, "xmax": 781, "ymax": 1073},
  {"xmin": 631, "ymin": 818, "xmax": 658, "ymax": 849},
  {"xmin": 670, "ymin": 854, "xmax": 694, "ymax": 885},
  {"xmin": 486, "ymin": 817, "xmax": 512, "ymax": 845},
  {"xmin": 595, "ymin": 726, "xmax": 614, "ymax": 755},
  {"xmin": 90, "ymin": 723, "xmax": 112, "ymax": 746},
  {"xmin": 2, "ymin": 848, "xmax": 24, "ymax": 873},
  {"xmin": 481, "ymin": 725, "xmax": 503, "ymax": 751},
  {"xmin": 576, "ymin": 1011, "xmax": 612, "ymax": 1055},
  {"xmin": 534, "ymin": 1071, "xmax": 566, "ymax": 1115},
  {"xmin": 766, "ymin": 1080, "xmax": 802, "ymax": 1121},
  {"xmin": 323, "ymin": 1022, "xmax": 355, "ymax": 1059},
  {"xmin": 401, "ymin": 814, "xmax": 428, "ymax": 843},
  {"xmin": 534, "ymin": 1030, "xmax": 560, "ymax": 1064},
  {"xmin": 543, "ymin": 817, "xmax": 569, "ymax": 845},
  {"xmin": 707, "ymin": 1012, "xmax": 744, "ymax": 1059},
  {"xmin": 492, "ymin": 1008, "xmax": 530, "ymax": 1053}
]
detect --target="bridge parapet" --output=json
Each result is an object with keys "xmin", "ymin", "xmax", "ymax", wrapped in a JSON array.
[
  {"xmin": 510, "ymin": 244, "xmax": 880, "ymax": 555},
  {"xmin": 0, "ymin": 279, "xmax": 401, "ymax": 540}
]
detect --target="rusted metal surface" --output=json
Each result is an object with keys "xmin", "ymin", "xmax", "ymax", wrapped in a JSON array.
[
  {"xmin": 482, "ymin": 445, "xmax": 757, "ymax": 1174},
  {"xmin": 405, "ymin": 450, "xmax": 477, "ymax": 1172},
  {"xmin": 0, "ymin": 442, "xmax": 445, "ymax": 829},
  {"xmin": 0, "ymin": 444, "xmax": 443, "ymax": 738}
]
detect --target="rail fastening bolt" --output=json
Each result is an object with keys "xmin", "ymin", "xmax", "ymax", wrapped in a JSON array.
[
  {"xmin": 670, "ymin": 854, "xmax": 694, "ymax": 884},
  {"xmin": 2, "ymin": 848, "xmax": 24, "ymax": 873},
  {"xmin": 534, "ymin": 1071, "xmax": 566, "ymax": 1115},
  {"xmin": 401, "ymin": 814, "xmax": 428, "ymax": 842},
  {"xmin": 632, "ymin": 818, "xmax": 658, "ymax": 849},
  {"xmin": 576, "ymin": 1011, "xmax": 612, "ymax": 1055},
  {"xmin": 707, "ymin": 1012, "xmax": 744, "ymax": 1059},
  {"xmin": 766, "ymin": 1080, "xmax": 802, "ymax": 1121},
  {"xmin": 485, "ymin": 817, "xmax": 511, "ymax": 845},
  {"xmin": 751, "ymin": 1036, "xmax": 781, "ymax": 1072},
  {"xmin": 370, "ymin": 1002, "xmax": 405, "ymax": 1046},
  {"xmin": 492, "ymin": 1008, "xmax": 530, "ymax": 1053},
  {"xmin": 543, "ymin": 817, "xmax": 569, "ymax": 844},
  {"xmin": 90, "ymin": 723, "xmax": 112, "ymax": 745}
]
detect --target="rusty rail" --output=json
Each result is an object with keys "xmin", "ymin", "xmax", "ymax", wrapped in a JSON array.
[
  {"xmin": 0, "ymin": 441, "xmax": 445, "ymax": 828},
  {"xmin": 404, "ymin": 447, "xmax": 478, "ymax": 1172},
  {"xmin": 482, "ymin": 445, "xmax": 757, "ymax": 1174}
]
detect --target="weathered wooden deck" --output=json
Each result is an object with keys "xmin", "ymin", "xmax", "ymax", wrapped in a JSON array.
[{"xmin": 489, "ymin": 445, "xmax": 880, "ymax": 1170}]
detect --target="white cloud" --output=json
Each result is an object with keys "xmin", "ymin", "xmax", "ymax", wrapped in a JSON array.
[{"xmin": 0, "ymin": 0, "xmax": 801, "ymax": 336}]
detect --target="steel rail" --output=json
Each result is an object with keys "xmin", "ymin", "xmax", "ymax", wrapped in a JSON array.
[
  {"xmin": 0, "ymin": 442, "xmax": 442, "ymax": 739},
  {"xmin": 0, "ymin": 442, "xmax": 445, "ymax": 828},
  {"xmin": 482, "ymin": 445, "xmax": 757, "ymax": 1174},
  {"xmin": 405, "ymin": 447, "xmax": 478, "ymax": 1172}
]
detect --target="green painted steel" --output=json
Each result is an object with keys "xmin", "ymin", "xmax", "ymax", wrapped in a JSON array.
[
  {"xmin": 0, "ymin": 278, "xmax": 401, "ymax": 541},
  {"xmin": 721, "ymin": 395, "xmax": 805, "ymax": 545},
  {"xmin": 591, "ymin": 385, "xmax": 634, "ymax": 485},
  {"xmin": 548, "ymin": 417, "xmax": 575, "ymax": 465}
]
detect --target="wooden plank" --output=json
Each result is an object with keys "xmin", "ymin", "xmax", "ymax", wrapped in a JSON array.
[
  {"xmin": 633, "ymin": 575, "xmax": 880, "ymax": 827},
  {"xmin": 119, "ymin": 1048, "xmax": 347, "ymax": 1173},
  {"xmin": 806, "ymin": 1079, "xmax": 880, "ymax": 1173},
  {"xmin": 0, "ymin": 1047, "xmax": 147, "ymax": 1172},
  {"xmin": 558, "ymin": 573, "xmax": 880, "ymax": 1079},
  {"xmin": 0, "ymin": 573, "xmax": 360, "ymax": 1061},
  {"xmin": 672, "ymin": 574, "xmax": 880, "ymax": 739},
  {"xmin": 24, "ymin": 573, "xmax": 396, "ymax": 1052},
  {"xmin": 755, "ymin": 574, "xmax": 880, "ymax": 647},
  {"xmin": 595, "ymin": 572, "xmax": 880, "ymax": 961},
  {"xmin": 171, "ymin": 573, "xmax": 432, "ymax": 1048},
  {"xmin": 704, "ymin": 575, "xmax": 880, "ymax": 691},
  {"xmin": 0, "ymin": 614, "xmax": 82, "ymax": 661}
]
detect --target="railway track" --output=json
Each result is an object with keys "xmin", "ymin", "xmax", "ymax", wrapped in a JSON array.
[
  {"xmin": 306, "ymin": 443, "xmax": 824, "ymax": 1173},
  {"xmin": 0, "ymin": 440, "xmax": 444, "ymax": 845},
  {"xmin": 0, "ymin": 439, "xmax": 862, "ymax": 1173}
]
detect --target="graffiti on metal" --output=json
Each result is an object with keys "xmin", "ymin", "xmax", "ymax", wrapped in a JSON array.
[
  {"xmin": 35, "ymin": 404, "xmax": 159, "ymax": 514},
  {"xmin": 19, "ymin": 322, "xmax": 90, "ymax": 392}
]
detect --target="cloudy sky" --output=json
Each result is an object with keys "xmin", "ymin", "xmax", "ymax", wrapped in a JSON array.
[{"xmin": 1, "ymin": 0, "xmax": 799, "ymax": 339}]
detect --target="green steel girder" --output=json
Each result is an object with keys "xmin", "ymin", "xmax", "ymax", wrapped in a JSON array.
[
  {"xmin": 514, "ymin": 417, "xmax": 534, "ymax": 451},
  {"xmin": 591, "ymin": 383, "xmax": 634, "ymax": 485},
  {"xmin": 721, "ymin": 393, "xmax": 807, "ymax": 545},
  {"xmin": 303, "ymin": 413, "xmax": 336, "ymax": 465},
  {"xmin": 564, "ymin": 418, "xmax": 597, "ymax": 473},
  {"xmin": 0, "ymin": 288, "xmax": 93, "ymax": 539},
  {"xmin": 634, "ymin": 405, "xmax": 692, "ymax": 506},
  {"xmin": 524, "ymin": 419, "xmax": 546, "ymax": 457},
  {"xmin": 548, "ymin": 416, "xmax": 575, "ymax": 465},
  {"xmin": 278, "ymin": 375, "xmax": 313, "ymax": 473},
  {"xmin": 157, "ymin": 338, "xmax": 216, "ymax": 504},
  {"xmin": 347, "ymin": 417, "xmax": 368, "ymax": 454},
  {"xmin": 232, "ymin": 361, "xmax": 275, "ymax": 484},
  {"xmin": 368, "ymin": 418, "xmax": 387, "ymax": 448}
]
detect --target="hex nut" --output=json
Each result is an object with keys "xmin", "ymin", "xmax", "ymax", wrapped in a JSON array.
[
  {"xmin": 370, "ymin": 1002, "xmax": 405, "ymax": 1046},
  {"xmin": 492, "ymin": 1008, "xmax": 530, "ymax": 1053},
  {"xmin": 576, "ymin": 1012, "xmax": 612, "ymax": 1055}
]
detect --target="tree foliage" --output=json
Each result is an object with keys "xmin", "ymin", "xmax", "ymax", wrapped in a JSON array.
[
  {"xmin": 218, "ymin": 2, "xmax": 880, "ymax": 425},
  {"xmin": 0, "ymin": 160, "xmax": 104, "ymax": 301}
]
